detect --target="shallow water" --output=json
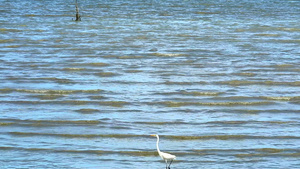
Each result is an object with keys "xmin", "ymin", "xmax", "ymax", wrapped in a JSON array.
[{"xmin": 0, "ymin": 0, "xmax": 300, "ymax": 168}]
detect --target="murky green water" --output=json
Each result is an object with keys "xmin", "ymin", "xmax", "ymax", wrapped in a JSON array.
[{"xmin": 1, "ymin": 0, "xmax": 300, "ymax": 168}]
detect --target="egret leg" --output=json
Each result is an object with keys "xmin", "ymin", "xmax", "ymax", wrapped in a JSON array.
[
  {"xmin": 168, "ymin": 159, "xmax": 173, "ymax": 169},
  {"xmin": 165, "ymin": 160, "xmax": 168, "ymax": 169}
]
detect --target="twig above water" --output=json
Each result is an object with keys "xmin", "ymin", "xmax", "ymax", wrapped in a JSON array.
[{"xmin": 74, "ymin": 0, "xmax": 81, "ymax": 21}]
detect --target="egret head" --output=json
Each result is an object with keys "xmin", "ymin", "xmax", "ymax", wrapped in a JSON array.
[{"xmin": 150, "ymin": 134, "xmax": 158, "ymax": 137}]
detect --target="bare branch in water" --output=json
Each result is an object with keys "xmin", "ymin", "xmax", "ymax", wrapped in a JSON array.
[{"xmin": 74, "ymin": 0, "xmax": 81, "ymax": 21}]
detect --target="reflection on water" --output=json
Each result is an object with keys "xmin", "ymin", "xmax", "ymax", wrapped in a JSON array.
[{"xmin": 0, "ymin": 0, "xmax": 300, "ymax": 168}]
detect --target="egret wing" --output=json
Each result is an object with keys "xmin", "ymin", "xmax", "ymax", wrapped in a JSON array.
[{"xmin": 160, "ymin": 152, "xmax": 176, "ymax": 160}]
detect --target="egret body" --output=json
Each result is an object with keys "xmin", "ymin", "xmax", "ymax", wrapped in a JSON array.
[{"xmin": 151, "ymin": 134, "xmax": 176, "ymax": 169}]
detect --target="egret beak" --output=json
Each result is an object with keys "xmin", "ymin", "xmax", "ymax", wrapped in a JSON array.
[{"xmin": 150, "ymin": 134, "xmax": 156, "ymax": 137}]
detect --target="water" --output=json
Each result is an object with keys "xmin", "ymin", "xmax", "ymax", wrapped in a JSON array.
[{"xmin": 0, "ymin": 0, "xmax": 300, "ymax": 168}]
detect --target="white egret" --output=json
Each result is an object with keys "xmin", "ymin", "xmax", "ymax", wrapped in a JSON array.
[{"xmin": 150, "ymin": 134, "xmax": 176, "ymax": 169}]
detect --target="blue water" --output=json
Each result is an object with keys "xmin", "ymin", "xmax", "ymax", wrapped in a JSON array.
[{"xmin": 0, "ymin": 0, "xmax": 300, "ymax": 168}]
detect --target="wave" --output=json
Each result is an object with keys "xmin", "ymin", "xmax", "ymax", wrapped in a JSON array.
[
  {"xmin": 0, "ymin": 119, "xmax": 103, "ymax": 127},
  {"xmin": 0, "ymin": 100, "xmax": 92, "ymax": 105},
  {"xmin": 62, "ymin": 68, "xmax": 87, "ymax": 71},
  {"xmin": 220, "ymin": 109, "xmax": 300, "ymax": 114},
  {"xmin": 151, "ymin": 53, "xmax": 186, "ymax": 57},
  {"xmin": 24, "ymin": 14, "xmax": 70, "ymax": 17},
  {"xmin": 167, "ymin": 135, "xmax": 300, "ymax": 140},
  {"xmin": 195, "ymin": 11, "xmax": 220, "ymax": 15},
  {"xmin": 1, "ymin": 146, "xmax": 299, "ymax": 157},
  {"xmin": 135, "ymin": 120, "xmax": 299, "ymax": 126},
  {"xmin": 234, "ymin": 72, "xmax": 256, "ymax": 77},
  {"xmin": 0, "ymin": 100, "xmax": 129, "ymax": 107},
  {"xmin": 8, "ymin": 132, "xmax": 300, "ymax": 140},
  {"xmin": 205, "ymin": 120, "xmax": 298, "ymax": 125},
  {"xmin": 28, "ymin": 94, "xmax": 65, "ymax": 100},
  {"xmin": 235, "ymin": 152, "xmax": 300, "ymax": 158},
  {"xmin": 0, "ymin": 39, "xmax": 15, "ymax": 43},
  {"xmin": 100, "ymin": 55, "xmax": 144, "ymax": 59},
  {"xmin": 162, "ymin": 81, "xmax": 208, "ymax": 85},
  {"xmin": 154, "ymin": 101, "xmax": 273, "ymax": 107},
  {"xmin": 5, "ymin": 77, "xmax": 75, "ymax": 84},
  {"xmin": 0, "ymin": 88, "xmax": 103, "ymax": 94},
  {"xmin": 193, "ymin": 148, "xmax": 300, "ymax": 158},
  {"xmin": 253, "ymin": 33, "xmax": 281, "ymax": 37},
  {"xmin": 260, "ymin": 96, "xmax": 300, "ymax": 101},
  {"xmin": 71, "ymin": 62, "xmax": 110, "ymax": 67},
  {"xmin": 210, "ymin": 96, "xmax": 300, "ymax": 102},
  {"xmin": 94, "ymin": 72, "xmax": 118, "ymax": 77},
  {"xmin": 135, "ymin": 121, "xmax": 188, "ymax": 125},
  {"xmin": 2, "ymin": 118, "xmax": 297, "ymax": 128},
  {"xmin": 99, "ymin": 101, "xmax": 129, "ymax": 107},
  {"xmin": 0, "ymin": 146, "xmax": 155, "ymax": 156},
  {"xmin": 155, "ymin": 90, "xmax": 223, "ymax": 96},
  {"xmin": 8, "ymin": 132, "xmax": 142, "ymax": 139},
  {"xmin": 75, "ymin": 109, "xmax": 100, "ymax": 114},
  {"xmin": 0, "ymin": 28, "xmax": 21, "ymax": 32},
  {"xmin": 0, "ymin": 122, "xmax": 15, "ymax": 126},
  {"xmin": 218, "ymin": 80, "xmax": 300, "ymax": 86}
]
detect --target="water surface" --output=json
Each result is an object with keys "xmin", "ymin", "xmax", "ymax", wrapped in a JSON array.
[{"xmin": 0, "ymin": 0, "xmax": 300, "ymax": 168}]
